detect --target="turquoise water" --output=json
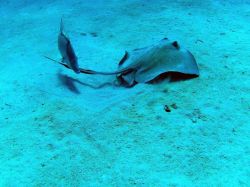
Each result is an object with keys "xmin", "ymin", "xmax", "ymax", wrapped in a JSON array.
[{"xmin": 0, "ymin": 0, "xmax": 249, "ymax": 186}]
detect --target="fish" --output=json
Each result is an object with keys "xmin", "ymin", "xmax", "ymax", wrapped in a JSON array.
[{"xmin": 57, "ymin": 18, "xmax": 80, "ymax": 74}]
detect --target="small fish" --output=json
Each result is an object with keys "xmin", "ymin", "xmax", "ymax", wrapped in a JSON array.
[{"xmin": 57, "ymin": 18, "xmax": 80, "ymax": 74}]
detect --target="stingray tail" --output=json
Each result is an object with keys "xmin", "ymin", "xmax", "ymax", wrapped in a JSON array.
[
  {"xmin": 78, "ymin": 67, "xmax": 133, "ymax": 75},
  {"xmin": 43, "ymin": 55, "xmax": 61, "ymax": 64},
  {"xmin": 43, "ymin": 55, "xmax": 71, "ymax": 69},
  {"xmin": 43, "ymin": 55, "xmax": 133, "ymax": 75}
]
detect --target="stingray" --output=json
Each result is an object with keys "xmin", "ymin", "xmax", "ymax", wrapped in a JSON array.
[
  {"xmin": 115, "ymin": 38, "xmax": 199, "ymax": 86},
  {"xmin": 45, "ymin": 22, "xmax": 199, "ymax": 87}
]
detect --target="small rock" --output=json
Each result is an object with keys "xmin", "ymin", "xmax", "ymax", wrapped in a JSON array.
[
  {"xmin": 5, "ymin": 103, "xmax": 11, "ymax": 107},
  {"xmin": 170, "ymin": 103, "xmax": 178, "ymax": 109},
  {"xmin": 80, "ymin": 32, "xmax": 87, "ymax": 36},
  {"xmin": 162, "ymin": 88, "xmax": 168, "ymax": 93},
  {"xmin": 195, "ymin": 39, "xmax": 204, "ymax": 43},
  {"xmin": 90, "ymin": 32, "xmax": 98, "ymax": 37},
  {"xmin": 164, "ymin": 105, "xmax": 171, "ymax": 112}
]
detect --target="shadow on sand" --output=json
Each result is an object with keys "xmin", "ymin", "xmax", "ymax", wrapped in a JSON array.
[
  {"xmin": 58, "ymin": 71, "xmax": 198, "ymax": 94},
  {"xmin": 57, "ymin": 72, "xmax": 114, "ymax": 94}
]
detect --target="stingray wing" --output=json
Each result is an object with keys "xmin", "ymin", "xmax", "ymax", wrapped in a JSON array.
[{"xmin": 134, "ymin": 49, "xmax": 199, "ymax": 83}]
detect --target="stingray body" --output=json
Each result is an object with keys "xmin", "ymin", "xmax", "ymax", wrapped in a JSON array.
[
  {"xmin": 58, "ymin": 19, "xmax": 80, "ymax": 74},
  {"xmin": 115, "ymin": 38, "xmax": 199, "ymax": 86}
]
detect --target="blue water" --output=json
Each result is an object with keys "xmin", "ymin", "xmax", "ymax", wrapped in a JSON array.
[{"xmin": 0, "ymin": 0, "xmax": 249, "ymax": 186}]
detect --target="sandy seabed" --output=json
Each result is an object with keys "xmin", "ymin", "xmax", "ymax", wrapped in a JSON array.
[{"xmin": 0, "ymin": 0, "xmax": 249, "ymax": 186}]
